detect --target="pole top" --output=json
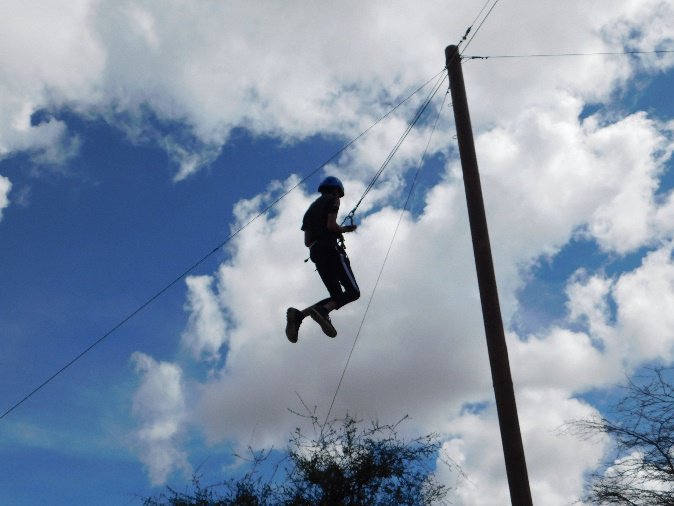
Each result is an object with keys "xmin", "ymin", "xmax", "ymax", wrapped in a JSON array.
[{"xmin": 445, "ymin": 45, "xmax": 460, "ymax": 67}]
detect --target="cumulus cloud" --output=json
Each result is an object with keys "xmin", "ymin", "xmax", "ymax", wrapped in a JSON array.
[
  {"xmin": 510, "ymin": 328, "xmax": 613, "ymax": 392},
  {"xmin": 3, "ymin": 0, "xmax": 464, "ymax": 177},
  {"xmin": 561, "ymin": 242, "xmax": 674, "ymax": 370},
  {"xmin": 131, "ymin": 352, "xmax": 190, "ymax": 486},
  {"xmin": 191, "ymin": 177, "xmax": 493, "ymax": 449},
  {"xmin": 0, "ymin": 175, "xmax": 11, "ymax": 221},
  {"xmin": 596, "ymin": 450, "xmax": 673, "ymax": 500},
  {"xmin": 477, "ymin": 111, "xmax": 674, "ymax": 264},
  {"xmin": 0, "ymin": 0, "xmax": 99, "ymax": 163},
  {"xmin": 440, "ymin": 389, "xmax": 609, "ymax": 506},
  {"xmin": 181, "ymin": 275, "xmax": 228, "ymax": 362},
  {"xmin": 605, "ymin": 0, "xmax": 674, "ymax": 72},
  {"xmin": 5, "ymin": 0, "xmax": 669, "ymax": 179}
]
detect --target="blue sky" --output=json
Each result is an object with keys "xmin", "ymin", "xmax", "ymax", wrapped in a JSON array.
[
  {"xmin": 1, "ymin": 123, "xmax": 345, "ymax": 503},
  {"xmin": 2, "ymin": 1, "xmax": 674, "ymax": 505}
]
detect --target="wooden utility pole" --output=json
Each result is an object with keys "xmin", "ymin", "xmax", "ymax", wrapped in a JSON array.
[{"xmin": 445, "ymin": 44, "xmax": 533, "ymax": 506}]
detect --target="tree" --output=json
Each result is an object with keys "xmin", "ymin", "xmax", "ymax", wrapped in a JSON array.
[
  {"xmin": 572, "ymin": 368, "xmax": 674, "ymax": 505},
  {"xmin": 143, "ymin": 414, "xmax": 449, "ymax": 506}
]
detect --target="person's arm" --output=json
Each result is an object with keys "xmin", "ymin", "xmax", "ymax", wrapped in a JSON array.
[{"xmin": 326, "ymin": 207, "xmax": 357, "ymax": 235}]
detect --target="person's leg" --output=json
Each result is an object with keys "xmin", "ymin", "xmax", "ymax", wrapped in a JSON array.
[
  {"xmin": 331, "ymin": 249, "xmax": 360, "ymax": 309},
  {"xmin": 307, "ymin": 304, "xmax": 337, "ymax": 337},
  {"xmin": 286, "ymin": 261, "xmax": 340, "ymax": 341},
  {"xmin": 314, "ymin": 249, "xmax": 360, "ymax": 312},
  {"xmin": 286, "ymin": 244, "xmax": 339, "ymax": 341},
  {"xmin": 306, "ymin": 253, "xmax": 341, "ymax": 337},
  {"xmin": 305, "ymin": 249, "xmax": 360, "ymax": 336},
  {"xmin": 303, "ymin": 299, "xmax": 337, "ymax": 315},
  {"xmin": 314, "ymin": 258, "xmax": 343, "ymax": 307}
]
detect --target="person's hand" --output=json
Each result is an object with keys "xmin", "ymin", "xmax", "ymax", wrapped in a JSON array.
[{"xmin": 342, "ymin": 224, "xmax": 357, "ymax": 233}]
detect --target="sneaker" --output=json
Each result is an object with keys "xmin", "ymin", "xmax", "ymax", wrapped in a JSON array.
[
  {"xmin": 286, "ymin": 307, "xmax": 303, "ymax": 343},
  {"xmin": 309, "ymin": 305, "xmax": 337, "ymax": 338}
]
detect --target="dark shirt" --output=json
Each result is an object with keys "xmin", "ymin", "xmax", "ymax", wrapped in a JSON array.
[{"xmin": 301, "ymin": 194, "xmax": 340, "ymax": 245}]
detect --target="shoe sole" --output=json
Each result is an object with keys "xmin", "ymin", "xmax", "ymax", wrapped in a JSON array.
[
  {"xmin": 286, "ymin": 308, "xmax": 299, "ymax": 343},
  {"xmin": 309, "ymin": 307, "xmax": 337, "ymax": 338}
]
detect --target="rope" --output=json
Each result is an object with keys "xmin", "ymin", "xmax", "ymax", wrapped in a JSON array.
[
  {"xmin": 0, "ymin": 71, "xmax": 445, "ymax": 421},
  {"xmin": 322, "ymin": 79, "xmax": 449, "ymax": 431},
  {"xmin": 342, "ymin": 72, "xmax": 448, "ymax": 225}
]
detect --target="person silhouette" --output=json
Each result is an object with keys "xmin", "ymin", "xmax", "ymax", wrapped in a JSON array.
[{"xmin": 285, "ymin": 176, "xmax": 360, "ymax": 343}]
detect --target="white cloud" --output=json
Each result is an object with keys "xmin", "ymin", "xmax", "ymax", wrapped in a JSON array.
[
  {"xmin": 566, "ymin": 270, "xmax": 615, "ymax": 343},
  {"xmin": 605, "ymin": 0, "xmax": 674, "ymax": 72},
  {"xmin": 613, "ymin": 243, "xmax": 674, "ymax": 365},
  {"xmin": 440, "ymin": 389, "xmax": 608, "ymax": 506},
  {"xmin": 4, "ymin": 0, "xmax": 669, "ymax": 179},
  {"xmin": 585, "ymin": 115, "xmax": 673, "ymax": 253},
  {"xmin": 598, "ymin": 450, "xmax": 673, "ymax": 500},
  {"xmin": 563, "ymin": 242, "xmax": 674, "ymax": 370},
  {"xmin": 0, "ymin": 0, "xmax": 100, "ymax": 163},
  {"xmin": 181, "ymin": 275, "xmax": 228, "ymax": 362},
  {"xmin": 131, "ymin": 352, "xmax": 190, "ymax": 486},
  {"xmin": 476, "ymin": 109, "xmax": 674, "ymax": 276},
  {"xmin": 0, "ymin": 175, "xmax": 11, "ymax": 221},
  {"xmin": 190, "ymin": 177, "xmax": 495, "ymax": 449},
  {"xmin": 509, "ymin": 328, "xmax": 614, "ymax": 392}
]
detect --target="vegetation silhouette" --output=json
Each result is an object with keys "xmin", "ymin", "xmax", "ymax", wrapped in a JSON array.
[
  {"xmin": 143, "ymin": 413, "xmax": 451, "ymax": 506},
  {"xmin": 570, "ymin": 368, "xmax": 674, "ymax": 505}
]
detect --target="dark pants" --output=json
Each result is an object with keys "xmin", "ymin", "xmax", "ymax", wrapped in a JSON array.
[{"xmin": 310, "ymin": 240, "xmax": 360, "ymax": 310}]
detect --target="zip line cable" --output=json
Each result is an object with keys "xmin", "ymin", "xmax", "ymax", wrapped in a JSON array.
[
  {"xmin": 0, "ymin": 70, "xmax": 446, "ymax": 421},
  {"xmin": 461, "ymin": 0, "xmax": 502, "ymax": 54},
  {"xmin": 341, "ymin": 0, "xmax": 496, "ymax": 249},
  {"xmin": 323, "ymin": 77, "xmax": 449, "ymax": 431},
  {"xmin": 457, "ymin": 0, "xmax": 498, "ymax": 51},
  {"xmin": 466, "ymin": 0, "xmax": 497, "ymax": 36},
  {"xmin": 343, "ymin": 72, "xmax": 448, "ymax": 223},
  {"xmin": 464, "ymin": 49, "xmax": 674, "ymax": 59}
]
